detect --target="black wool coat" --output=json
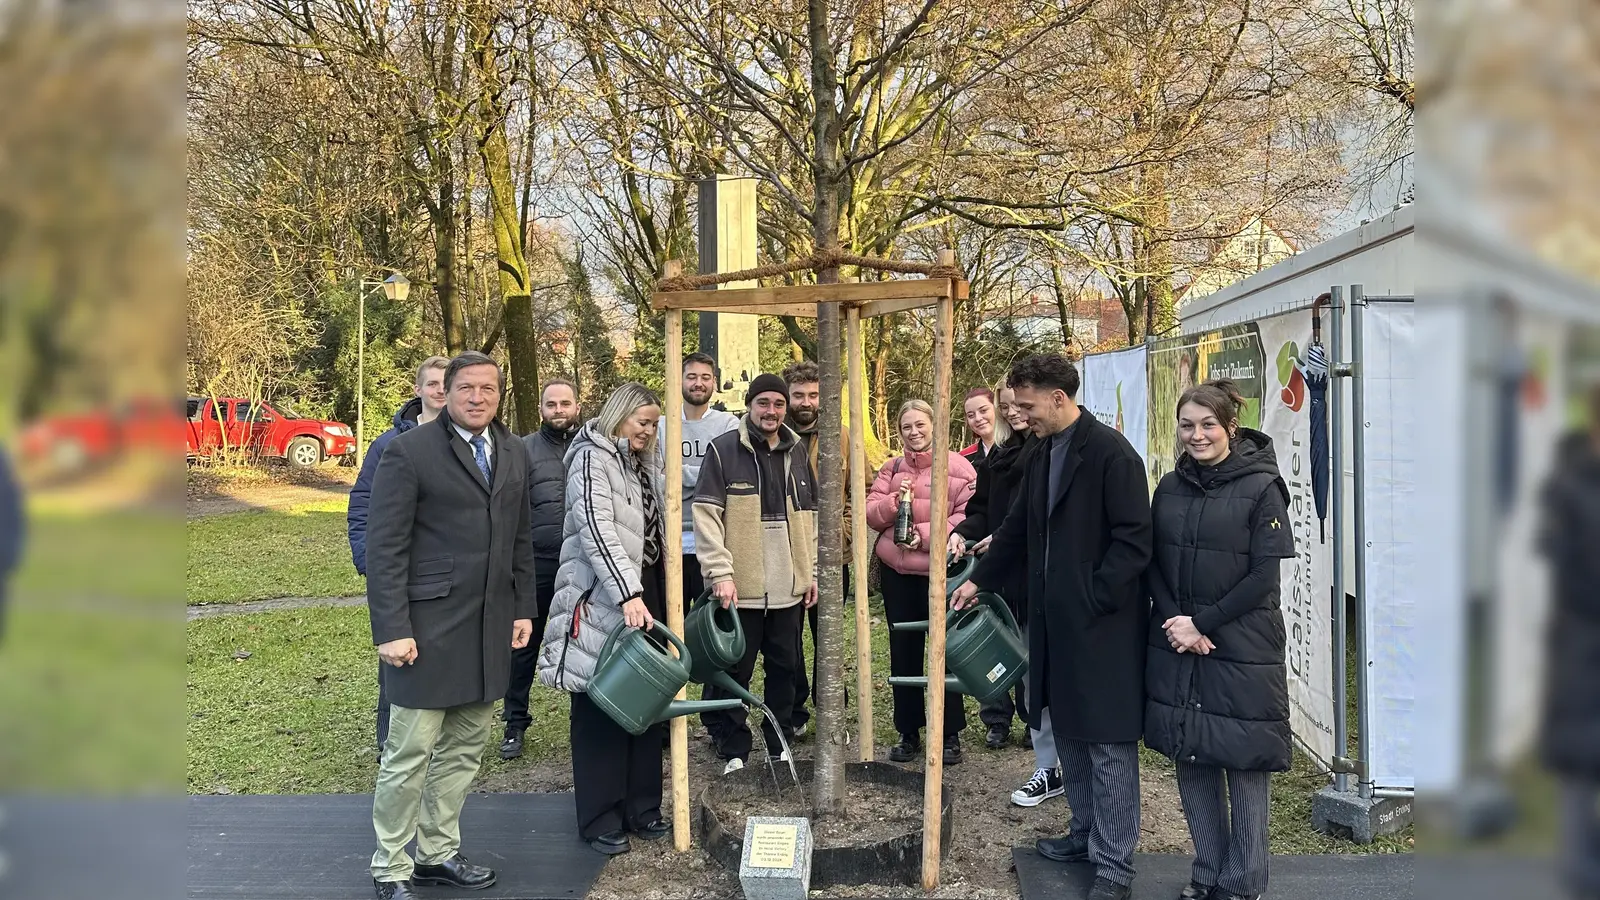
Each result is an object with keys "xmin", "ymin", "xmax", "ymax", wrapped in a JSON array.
[
  {"xmin": 523, "ymin": 422, "xmax": 576, "ymax": 580},
  {"xmin": 957, "ymin": 434, "xmax": 1037, "ymax": 618},
  {"xmin": 970, "ymin": 409, "xmax": 1152, "ymax": 744},
  {"xmin": 366, "ymin": 413, "xmax": 539, "ymax": 710},
  {"xmin": 1538, "ymin": 433, "xmax": 1600, "ymax": 777},
  {"xmin": 1143, "ymin": 429, "xmax": 1296, "ymax": 772}
]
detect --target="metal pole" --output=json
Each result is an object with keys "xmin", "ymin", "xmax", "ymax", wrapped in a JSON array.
[
  {"xmin": 1350, "ymin": 284, "xmax": 1373, "ymax": 799},
  {"xmin": 357, "ymin": 283, "xmax": 366, "ymax": 466},
  {"xmin": 1328, "ymin": 286, "xmax": 1349, "ymax": 793}
]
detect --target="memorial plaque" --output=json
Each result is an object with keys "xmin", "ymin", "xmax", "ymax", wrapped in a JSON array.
[{"xmin": 738, "ymin": 816, "xmax": 812, "ymax": 900}]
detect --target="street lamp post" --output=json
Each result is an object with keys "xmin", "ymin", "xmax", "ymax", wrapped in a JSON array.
[{"xmin": 355, "ymin": 272, "xmax": 411, "ymax": 465}]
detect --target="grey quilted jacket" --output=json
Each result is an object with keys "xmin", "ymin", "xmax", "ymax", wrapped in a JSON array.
[{"xmin": 537, "ymin": 419, "xmax": 664, "ymax": 693}]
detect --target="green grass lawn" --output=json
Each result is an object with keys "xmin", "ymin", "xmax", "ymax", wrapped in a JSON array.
[{"xmin": 188, "ymin": 499, "xmax": 366, "ymax": 605}]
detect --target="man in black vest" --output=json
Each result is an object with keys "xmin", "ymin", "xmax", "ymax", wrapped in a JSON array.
[
  {"xmin": 954, "ymin": 354, "xmax": 1151, "ymax": 900},
  {"xmin": 499, "ymin": 378, "xmax": 581, "ymax": 760},
  {"xmin": 366, "ymin": 352, "xmax": 538, "ymax": 900}
]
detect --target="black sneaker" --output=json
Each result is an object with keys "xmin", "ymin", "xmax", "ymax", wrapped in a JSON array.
[
  {"xmin": 499, "ymin": 728, "xmax": 524, "ymax": 760},
  {"xmin": 1087, "ymin": 877, "xmax": 1132, "ymax": 900},
  {"xmin": 985, "ymin": 724, "xmax": 1010, "ymax": 749},
  {"xmin": 1010, "ymin": 767, "xmax": 1065, "ymax": 807},
  {"xmin": 1178, "ymin": 883, "xmax": 1215, "ymax": 900},
  {"xmin": 888, "ymin": 733, "xmax": 921, "ymax": 762},
  {"xmin": 942, "ymin": 734, "xmax": 963, "ymax": 764}
]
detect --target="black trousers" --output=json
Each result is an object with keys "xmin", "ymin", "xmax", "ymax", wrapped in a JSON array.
[
  {"xmin": 682, "ymin": 553, "xmax": 706, "ymax": 616},
  {"xmin": 569, "ymin": 691, "xmax": 664, "ymax": 840},
  {"xmin": 501, "ymin": 570, "xmax": 558, "ymax": 731},
  {"xmin": 702, "ymin": 602, "xmax": 804, "ymax": 761},
  {"xmin": 880, "ymin": 565, "xmax": 967, "ymax": 739},
  {"xmin": 791, "ymin": 565, "xmax": 851, "ymax": 731},
  {"xmin": 376, "ymin": 661, "xmax": 391, "ymax": 751},
  {"xmin": 569, "ymin": 560, "xmax": 666, "ymax": 840}
]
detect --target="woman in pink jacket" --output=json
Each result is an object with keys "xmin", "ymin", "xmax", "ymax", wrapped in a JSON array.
[{"xmin": 867, "ymin": 399, "xmax": 978, "ymax": 764}]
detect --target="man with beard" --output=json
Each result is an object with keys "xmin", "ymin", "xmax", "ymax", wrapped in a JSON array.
[
  {"xmin": 693, "ymin": 373, "xmax": 818, "ymax": 772},
  {"xmin": 499, "ymin": 379, "xmax": 581, "ymax": 760},
  {"xmin": 677, "ymin": 352, "xmax": 738, "ymax": 609},
  {"xmin": 780, "ymin": 360, "xmax": 850, "ymax": 737},
  {"xmin": 349, "ymin": 355, "xmax": 449, "ymax": 758}
]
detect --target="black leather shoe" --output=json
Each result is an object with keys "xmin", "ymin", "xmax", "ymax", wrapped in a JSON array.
[
  {"xmin": 943, "ymin": 735, "xmax": 963, "ymax": 764},
  {"xmin": 888, "ymin": 733, "xmax": 921, "ymax": 762},
  {"xmin": 1211, "ymin": 892, "xmax": 1258, "ymax": 900},
  {"xmin": 589, "ymin": 829, "xmax": 631, "ymax": 855},
  {"xmin": 985, "ymin": 725, "xmax": 1009, "ymax": 749},
  {"xmin": 632, "ymin": 817, "xmax": 670, "ymax": 841},
  {"xmin": 1036, "ymin": 833, "xmax": 1090, "ymax": 862},
  {"xmin": 1178, "ymin": 882, "xmax": 1214, "ymax": 900},
  {"xmin": 499, "ymin": 727, "xmax": 524, "ymax": 760},
  {"xmin": 1023, "ymin": 730, "xmax": 1034, "ymax": 749},
  {"xmin": 412, "ymin": 854, "xmax": 496, "ymax": 890},
  {"xmin": 1087, "ymin": 877, "xmax": 1132, "ymax": 900},
  {"xmin": 373, "ymin": 880, "xmax": 418, "ymax": 900}
]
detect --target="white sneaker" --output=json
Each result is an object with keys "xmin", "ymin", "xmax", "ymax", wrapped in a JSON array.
[
  {"xmin": 768, "ymin": 749, "xmax": 791, "ymax": 763},
  {"xmin": 723, "ymin": 757, "xmax": 746, "ymax": 775},
  {"xmin": 1011, "ymin": 767, "xmax": 1065, "ymax": 807}
]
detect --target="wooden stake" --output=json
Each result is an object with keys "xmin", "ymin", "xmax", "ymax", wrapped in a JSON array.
[
  {"xmin": 847, "ymin": 305, "xmax": 873, "ymax": 762},
  {"xmin": 663, "ymin": 299, "xmax": 690, "ymax": 853},
  {"xmin": 921, "ymin": 282, "xmax": 956, "ymax": 890}
]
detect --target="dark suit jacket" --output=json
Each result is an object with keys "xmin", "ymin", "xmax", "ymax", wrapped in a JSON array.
[
  {"xmin": 971, "ymin": 408, "xmax": 1152, "ymax": 744},
  {"xmin": 366, "ymin": 413, "xmax": 538, "ymax": 709}
]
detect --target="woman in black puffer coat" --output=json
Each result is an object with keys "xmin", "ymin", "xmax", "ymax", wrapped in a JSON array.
[{"xmin": 1145, "ymin": 379, "xmax": 1296, "ymax": 900}]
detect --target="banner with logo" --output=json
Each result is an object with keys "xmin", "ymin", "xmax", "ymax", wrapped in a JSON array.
[
  {"xmin": 1079, "ymin": 345, "xmax": 1149, "ymax": 466},
  {"xmin": 1147, "ymin": 312, "xmax": 1338, "ymax": 766}
]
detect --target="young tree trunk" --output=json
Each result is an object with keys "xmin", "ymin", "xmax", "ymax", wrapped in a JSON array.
[
  {"xmin": 809, "ymin": 0, "xmax": 847, "ymax": 817},
  {"xmin": 469, "ymin": 8, "xmax": 538, "ymax": 433}
]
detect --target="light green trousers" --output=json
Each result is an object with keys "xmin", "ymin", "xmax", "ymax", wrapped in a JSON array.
[{"xmin": 370, "ymin": 701, "xmax": 495, "ymax": 882}]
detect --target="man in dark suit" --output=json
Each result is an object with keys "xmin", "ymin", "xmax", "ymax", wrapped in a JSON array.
[
  {"xmin": 365, "ymin": 351, "xmax": 538, "ymax": 900},
  {"xmin": 954, "ymin": 353, "xmax": 1152, "ymax": 900}
]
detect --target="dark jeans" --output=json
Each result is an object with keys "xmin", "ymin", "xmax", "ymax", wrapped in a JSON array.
[
  {"xmin": 702, "ymin": 602, "xmax": 804, "ymax": 761},
  {"xmin": 880, "ymin": 564, "xmax": 967, "ymax": 740},
  {"xmin": 791, "ymin": 565, "xmax": 850, "ymax": 731},
  {"xmin": 501, "ymin": 570, "xmax": 558, "ymax": 732}
]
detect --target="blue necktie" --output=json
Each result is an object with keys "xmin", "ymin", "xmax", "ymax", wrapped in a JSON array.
[{"xmin": 470, "ymin": 434, "xmax": 492, "ymax": 484}]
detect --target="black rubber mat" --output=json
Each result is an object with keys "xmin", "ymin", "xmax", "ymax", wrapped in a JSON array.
[
  {"xmin": 189, "ymin": 793, "xmax": 606, "ymax": 899},
  {"xmin": 1013, "ymin": 847, "xmax": 1414, "ymax": 900}
]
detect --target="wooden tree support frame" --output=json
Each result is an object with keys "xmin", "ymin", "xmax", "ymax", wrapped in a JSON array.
[{"xmin": 653, "ymin": 251, "xmax": 967, "ymax": 890}]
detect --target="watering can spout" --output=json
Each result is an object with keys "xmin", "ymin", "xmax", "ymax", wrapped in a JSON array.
[
  {"xmin": 664, "ymin": 698, "xmax": 745, "ymax": 720},
  {"xmin": 888, "ymin": 674, "xmax": 966, "ymax": 693}
]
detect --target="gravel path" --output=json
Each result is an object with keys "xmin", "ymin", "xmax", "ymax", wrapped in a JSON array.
[{"xmin": 187, "ymin": 594, "xmax": 367, "ymax": 621}]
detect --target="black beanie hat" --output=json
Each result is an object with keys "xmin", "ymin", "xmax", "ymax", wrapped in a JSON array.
[{"xmin": 745, "ymin": 373, "xmax": 789, "ymax": 405}]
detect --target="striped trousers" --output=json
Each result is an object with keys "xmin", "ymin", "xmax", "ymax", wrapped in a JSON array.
[
  {"xmin": 1175, "ymin": 762, "xmax": 1271, "ymax": 896},
  {"xmin": 1056, "ymin": 738, "xmax": 1142, "ymax": 886}
]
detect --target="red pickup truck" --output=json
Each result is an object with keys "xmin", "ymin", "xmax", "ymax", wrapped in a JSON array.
[{"xmin": 185, "ymin": 397, "xmax": 356, "ymax": 468}]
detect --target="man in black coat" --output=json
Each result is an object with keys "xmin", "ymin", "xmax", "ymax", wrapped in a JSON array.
[
  {"xmin": 498, "ymin": 378, "xmax": 580, "ymax": 761},
  {"xmin": 954, "ymin": 354, "xmax": 1152, "ymax": 900},
  {"xmin": 365, "ymin": 352, "xmax": 538, "ymax": 900}
]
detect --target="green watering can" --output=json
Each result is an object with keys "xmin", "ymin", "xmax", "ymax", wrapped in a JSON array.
[
  {"xmin": 890, "ymin": 550, "xmax": 980, "ymax": 632},
  {"xmin": 887, "ymin": 590, "xmax": 1028, "ymax": 707},
  {"xmin": 588, "ymin": 620, "xmax": 745, "ymax": 736},
  {"xmin": 681, "ymin": 590, "xmax": 764, "ymax": 709}
]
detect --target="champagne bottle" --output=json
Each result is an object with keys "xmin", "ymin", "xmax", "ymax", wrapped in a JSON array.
[{"xmin": 893, "ymin": 482, "xmax": 915, "ymax": 545}]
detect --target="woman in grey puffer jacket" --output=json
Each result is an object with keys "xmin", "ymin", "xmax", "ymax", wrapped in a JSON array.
[{"xmin": 536, "ymin": 382, "xmax": 668, "ymax": 856}]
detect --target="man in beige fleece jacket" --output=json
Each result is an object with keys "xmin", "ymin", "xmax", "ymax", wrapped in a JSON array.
[{"xmin": 692, "ymin": 373, "xmax": 818, "ymax": 773}]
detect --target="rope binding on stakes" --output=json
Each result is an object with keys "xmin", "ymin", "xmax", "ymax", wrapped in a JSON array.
[{"xmin": 654, "ymin": 246, "xmax": 964, "ymax": 293}]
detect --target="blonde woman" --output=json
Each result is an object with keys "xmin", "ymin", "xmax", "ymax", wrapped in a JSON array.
[
  {"xmin": 866, "ymin": 399, "xmax": 977, "ymax": 764},
  {"xmin": 537, "ymin": 382, "xmax": 666, "ymax": 857}
]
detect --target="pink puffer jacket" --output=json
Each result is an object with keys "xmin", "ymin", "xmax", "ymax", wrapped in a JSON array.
[{"xmin": 866, "ymin": 449, "xmax": 977, "ymax": 576}]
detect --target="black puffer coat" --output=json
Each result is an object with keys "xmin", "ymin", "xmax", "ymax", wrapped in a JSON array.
[
  {"xmin": 1539, "ymin": 432, "xmax": 1600, "ymax": 777},
  {"xmin": 956, "ymin": 434, "xmax": 1037, "ymax": 617},
  {"xmin": 523, "ymin": 422, "xmax": 576, "ymax": 575},
  {"xmin": 1144, "ymin": 429, "xmax": 1296, "ymax": 772}
]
